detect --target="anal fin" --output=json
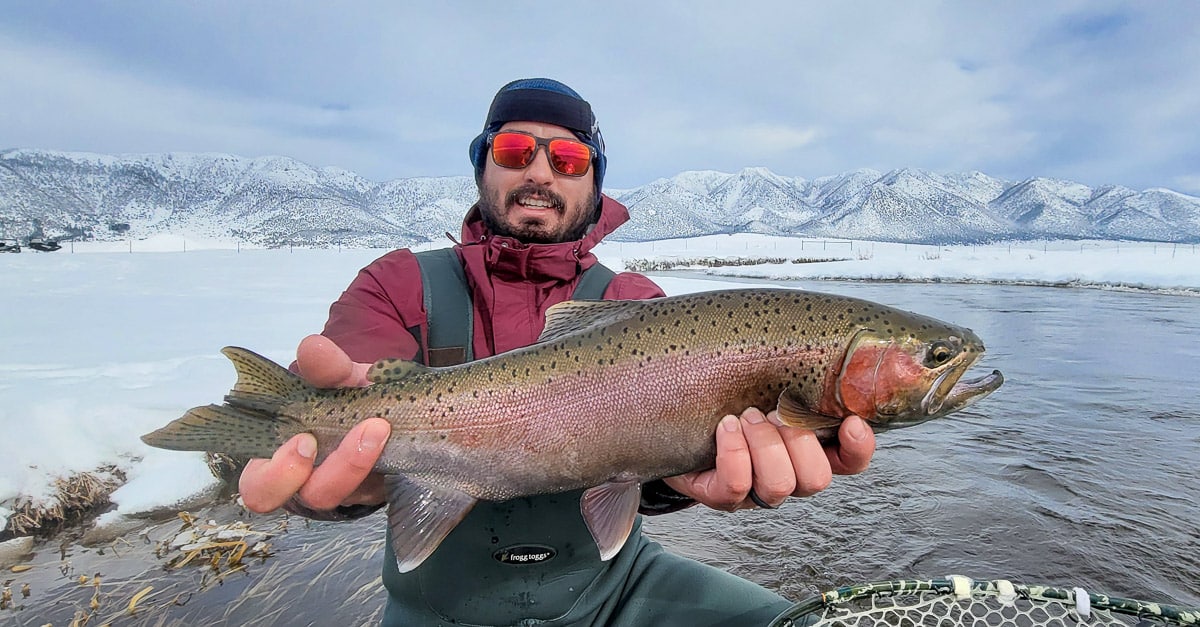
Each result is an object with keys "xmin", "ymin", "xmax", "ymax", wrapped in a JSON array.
[
  {"xmin": 581, "ymin": 478, "xmax": 641, "ymax": 561},
  {"xmin": 384, "ymin": 475, "xmax": 476, "ymax": 572}
]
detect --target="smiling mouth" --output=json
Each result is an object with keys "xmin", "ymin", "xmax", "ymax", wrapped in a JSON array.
[{"xmin": 518, "ymin": 196, "xmax": 557, "ymax": 210}]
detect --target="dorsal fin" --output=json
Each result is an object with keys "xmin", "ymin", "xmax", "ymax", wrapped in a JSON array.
[
  {"xmin": 538, "ymin": 299, "xmax": 645, "ymax": 344},
  {"xmin": 367, "ymin": 358, "xmax": 431, "ymax": 384}
]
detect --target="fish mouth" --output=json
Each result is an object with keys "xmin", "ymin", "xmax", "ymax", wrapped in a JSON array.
[{"xmin": 921, "ymin": 366, "xmax": 1005, "ymax": 417}]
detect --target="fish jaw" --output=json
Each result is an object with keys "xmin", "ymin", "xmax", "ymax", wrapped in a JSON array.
[
  {"xmin": 837, "ymin": 330, "xmax": 1004, "ymax": 430},
  {"xmin": 926, "ymin": 366, "xmax": 1004, "ymax": 417}
]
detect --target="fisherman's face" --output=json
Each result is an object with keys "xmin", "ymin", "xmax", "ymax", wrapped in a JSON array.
[{"xmin": 478, "ymin": 121, "xmax": 596, "ymax": 244}]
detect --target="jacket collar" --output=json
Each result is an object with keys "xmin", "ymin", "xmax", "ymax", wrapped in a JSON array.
[{"xmin": 456, "ymin": 195, "xmax": 629, "ymax": 282}]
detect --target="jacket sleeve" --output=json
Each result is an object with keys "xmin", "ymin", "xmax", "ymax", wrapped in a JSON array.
[
  {"xmin": 602, "ymin": 270, "xmax": 667, "ymax": 301},
  {"xmin": 322, "ymin": 250, "xmax": 424, "ymax": 364},
  {"xmin": 603, "ymin": 271, "xmax": 697, "ymax": 515}
]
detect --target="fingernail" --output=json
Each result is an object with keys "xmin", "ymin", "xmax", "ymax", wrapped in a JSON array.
[
  {"xmin": 742, "ymin": 408, "xmax": 766, "ymax": 424},
  {"xmin": 296, "ymin": 435, "xmax": 317, "ymax": 459},
  {"xmin": 720, "ymin": 415, "xmax": 740, "ymax": 432},
  {"xmin": 846, "ymin": 417, "xmax": 868, "ymax": 442},
  {"xmin": 359, "ymin": 421, "xmax": 389, "ymax": 452}
]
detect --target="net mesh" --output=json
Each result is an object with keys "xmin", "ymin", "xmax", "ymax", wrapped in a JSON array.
[{"xmin": 771, "ymin": 578, "xmax": 1199, "ymax": 627}]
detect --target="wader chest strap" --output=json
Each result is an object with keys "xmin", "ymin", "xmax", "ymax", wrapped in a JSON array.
[
  {"xmin": 415, "ymin": 248, "xmax": 473, "ymax": 366},
  {"xmin": 574, "ymin": 261, "xmax": 616, "ymax": 301},
  {"xmin": 413, "ymin": 248, "xmax": 615, "ymax": 367}
]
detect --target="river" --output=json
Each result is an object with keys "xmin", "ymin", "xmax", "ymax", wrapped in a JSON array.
[{"xmin": 644, "ymin": 278, "xmax": 1200, "ymax": 609}]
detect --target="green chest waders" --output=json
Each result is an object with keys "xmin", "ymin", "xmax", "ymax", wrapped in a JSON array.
[{"xmin": 381, "ymin": 249, "xmax": 627, "ymax": 625}]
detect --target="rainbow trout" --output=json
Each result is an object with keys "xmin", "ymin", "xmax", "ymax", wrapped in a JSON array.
[{"xmin": 143, "ymin": 288, "xmax": 1003, "ymax": 572}]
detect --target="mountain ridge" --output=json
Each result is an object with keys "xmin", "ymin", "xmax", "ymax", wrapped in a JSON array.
[{"xmin": 3, "ymin": 149, "xmax": 1198, "ymax": 247}]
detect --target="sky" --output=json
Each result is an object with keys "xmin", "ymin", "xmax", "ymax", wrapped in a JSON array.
[
  {"xmin": 2, "ymin": 2, "xmax": 1199, "ymax": 194},
  {"xmin": 2, "ymin": 235, "xmax": 1198, "ymax": 537}
]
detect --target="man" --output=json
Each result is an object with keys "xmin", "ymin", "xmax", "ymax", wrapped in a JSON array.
[{"xmin": 238, "ymin": 78, "xmax": 876, "ymax": 625}]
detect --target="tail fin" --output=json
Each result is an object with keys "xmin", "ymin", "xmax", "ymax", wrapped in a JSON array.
[{"xmin": 141, "ymin": 347, "xmax": 310, "ymax": 458}]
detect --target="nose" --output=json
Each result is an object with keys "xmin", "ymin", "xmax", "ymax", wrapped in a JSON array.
[{"xmin": 523, "ymin": 146, "xmax": 556, "ymax": 185}]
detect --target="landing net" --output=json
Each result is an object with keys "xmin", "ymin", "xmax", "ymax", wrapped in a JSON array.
[{"xmin": 770, "ymin": 577, "xmax": 1199, "ymax": 626}]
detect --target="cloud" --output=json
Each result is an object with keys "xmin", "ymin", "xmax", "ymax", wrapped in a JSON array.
[
  {"xmin": 1171, "ymin": 175, "xmax": 1200, "ymax": 196},
  {"xmin": 2, "ymin": 2, "xmax": 1198, "ymax": 193}
]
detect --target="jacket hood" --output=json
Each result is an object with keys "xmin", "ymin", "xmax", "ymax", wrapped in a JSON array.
[{"xmin": 455, "ymin": 194, "xmax": 630, "ymax": 282}]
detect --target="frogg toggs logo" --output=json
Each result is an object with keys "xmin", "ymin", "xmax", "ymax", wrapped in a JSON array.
[{"xmin": 493, "ymin": 544, "xmax": 557, "ymax": 565}]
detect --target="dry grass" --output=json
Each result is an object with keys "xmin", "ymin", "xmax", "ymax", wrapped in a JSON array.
[
  {"xmin": 0, "ymin": 453, "xmax": 392, "ymax": 624},
  {"xmin": 4, "ymin": 503, "xmax": 388, "ymax": 625},
  {"xmin": 2, "ymin": 466, "xmax": 126, "ymax": 540},
  {"xmin": 624, "ymin": 256, "xmax": 846, "ymax": 272}
]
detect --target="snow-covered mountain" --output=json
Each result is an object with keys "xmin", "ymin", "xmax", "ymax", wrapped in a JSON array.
[{"xmin": 3, "ymin": 149, "xmax": 1198, "ymax": 246}]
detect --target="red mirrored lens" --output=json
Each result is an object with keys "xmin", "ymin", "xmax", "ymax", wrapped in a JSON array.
[
  {"xmin": 490, "ymin": 132, "xmax": 591, "ymax": 177},
  {"xmin": 548, "ymin": 139, "xmax": 591, "ymax": 176},
  {"xmin": 491, "ymin": 132, "xmax": 537, "ymax": 169}
]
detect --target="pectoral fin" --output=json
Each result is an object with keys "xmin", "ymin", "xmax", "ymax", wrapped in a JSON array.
[
  {"xmin": 384, "ymin": 475, "xmax": 476, "ymax": 572},
  {"xmin": 777, "ymin": 386, "xmax": 845, "ymax": 429},
  {"xmin": 580, "ymin": 478, "xmax": 642, "ymax": 561}
]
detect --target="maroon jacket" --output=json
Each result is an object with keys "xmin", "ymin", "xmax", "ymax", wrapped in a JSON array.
[{"xmin": 320, "ymin": 195, "xmax": 664, "ymax": 364}]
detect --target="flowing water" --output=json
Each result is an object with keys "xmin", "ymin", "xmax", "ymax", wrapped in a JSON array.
[
  {"xmin": 644, "ymin": 279, "xmax": 1200, "ymax": 609},
  {"xmin": 7, "ymin": 280, "xmax": 1199, "ymax": 624}
]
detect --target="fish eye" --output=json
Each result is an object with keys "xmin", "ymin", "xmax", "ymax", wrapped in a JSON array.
[{"xmin": 926, "ymin": 341, "xmax": 956, "ymax": 367}]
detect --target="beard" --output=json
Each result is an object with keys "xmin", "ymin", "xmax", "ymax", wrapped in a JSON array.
[{"xmin": 478, "ymin": 182, "xmax": 597, "ymax": 244}]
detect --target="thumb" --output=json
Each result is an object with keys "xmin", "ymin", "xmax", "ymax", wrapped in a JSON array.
[{"xmin": 296, "ymin": 334, "xmax": 370, "ymax": 388}]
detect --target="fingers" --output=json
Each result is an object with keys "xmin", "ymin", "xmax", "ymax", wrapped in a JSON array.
[
  {"xmin": 662, "ymin": 416, "xmax": 744, "ymax": 511},
  {"xmin": 238, "ymin": 418, "xmax": 392, "ymax": 513},
  {"xmin": 825, "ymin": 415, "xmax": 875, "ymax": 475},
  {"xmin": 777, "ymin": 424, "xmax": 832, "ymax": 497},
  {"xmin": 739, "ymin": 408, "xmax": 800, "ymax": 507},
  {"xmin": 237, "ymin": 337, "xmax": 385, "ymax": 515},
  {"xmin": 296, "ymin": 334, "xmax": 371, "ymax": 388},
  {"xmin": 664, "ymin": 409, "xmax": 869, "ymax": 513},
  {"xmin": 707, "ymin": 414, "xmax": 755, "ymax": 510},
  {"xmin": 666, "ymin": 408, "xmax": 816, "ymax": 511},
  {"xmin": 297, "ymin": 418, "xmax": 392, "ymax": 510},
  {"xmin": 238, "ymin": 433, "xmax": 318, "ymax": 513}
]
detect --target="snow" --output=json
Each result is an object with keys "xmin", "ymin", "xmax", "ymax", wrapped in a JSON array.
[{"xmin": 1, "ymin": 234, "xmax": 1197, "ymax": 534}]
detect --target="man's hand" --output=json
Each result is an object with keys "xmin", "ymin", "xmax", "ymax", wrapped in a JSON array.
[
  {"xmin": 238, "ymin": 334, "xmax": 390, "ymax": 513},
  {"xmin": 663, "ymin": 408, "xmax": 876, "ymax": 511}
]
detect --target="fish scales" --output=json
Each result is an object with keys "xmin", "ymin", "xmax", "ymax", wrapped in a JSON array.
[
  {"xmin": 282, "ymin": 290, "xmax": 938, "ymax": 499},
  {"xmin": 143, "ymin": 287, "xmax": 1004, "ymax": 571}
]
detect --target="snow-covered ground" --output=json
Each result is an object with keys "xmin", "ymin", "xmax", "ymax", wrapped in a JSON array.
[{"xmin": 1, "ymin": 234, "xmax": 1197, "ymax": 535}]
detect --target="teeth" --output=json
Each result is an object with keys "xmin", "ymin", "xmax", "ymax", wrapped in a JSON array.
[{"xmin": 521, "ymin": 197, "xmax": 553, "ymax": 208}]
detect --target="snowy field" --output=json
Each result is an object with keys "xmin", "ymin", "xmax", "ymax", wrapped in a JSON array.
[{"xmin": 1, "ymin": 233, "xmax": 1198, "ymax": 537}]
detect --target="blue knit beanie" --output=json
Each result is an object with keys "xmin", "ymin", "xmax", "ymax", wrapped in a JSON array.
[{"xmin": 468, "ymin": 78, "xmax": 606, "ymax": 202}]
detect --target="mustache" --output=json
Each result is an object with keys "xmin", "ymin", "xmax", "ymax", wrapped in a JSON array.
[{"xmin": 505, "ymin": 185, "xmax": 566, "ymax": 211}]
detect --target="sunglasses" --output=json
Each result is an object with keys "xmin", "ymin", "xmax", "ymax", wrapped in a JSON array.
[{"xmin": 489, "ymin": 131, "xmax": 593, "ymax": 177}]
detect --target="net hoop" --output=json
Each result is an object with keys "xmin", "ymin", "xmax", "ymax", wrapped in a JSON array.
[{"xmin": 770, "ymin": 576, "xmax": 1200, "ymax": 626}]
